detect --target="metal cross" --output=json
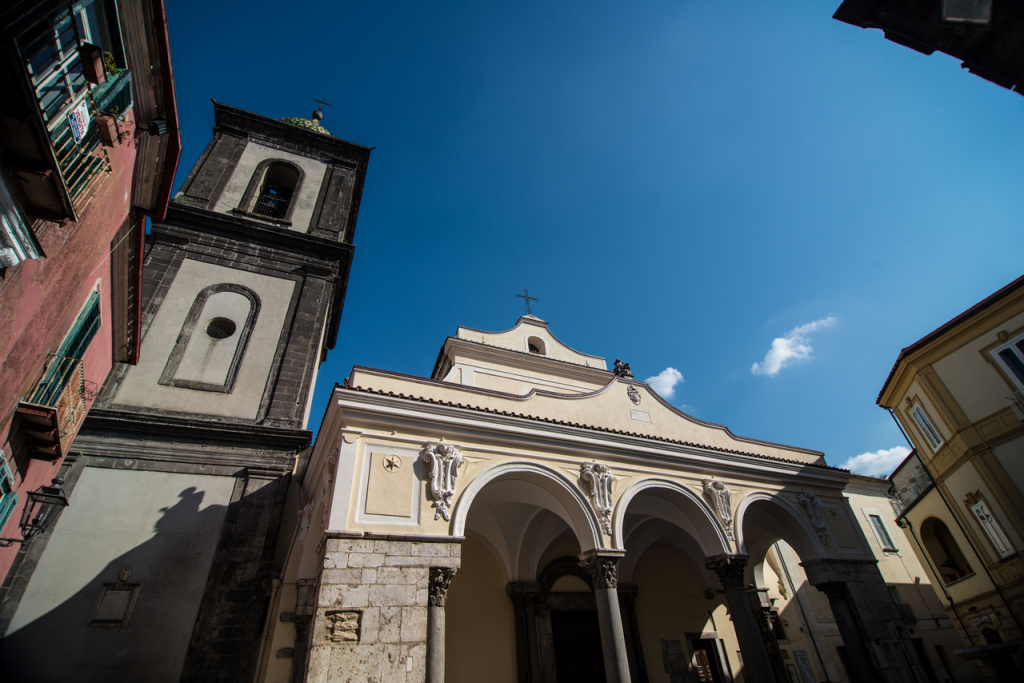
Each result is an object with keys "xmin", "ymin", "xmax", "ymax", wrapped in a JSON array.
[
  {"xmin": 515, "ymin": 289, "xmax": 539, "ymax": 315},
  {"xmin": 313, "ymin": 97, "xmax": 333, "ymax": 112}
]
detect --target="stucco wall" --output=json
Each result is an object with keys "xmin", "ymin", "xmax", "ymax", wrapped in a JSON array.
[
  {"xmin": 2, "ymin": 467, "xmax": 234, "ymax": 682},
  {"xmin": 445, "ymin": 536, "xmax": 517, "ymax": 683}
]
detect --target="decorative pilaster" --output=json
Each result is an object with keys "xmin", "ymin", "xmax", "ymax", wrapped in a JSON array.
[
  {"xmin": 814, "ymin": 581, "xmax": 879, "ymax": 683},
  {"xmin": 427, "ymin": 567, "xmax": 457, "ymax": 683},
  {"xmin": 705, "ymin": 554, "xmax": 772, "ymax": 683},
  {"xmin": 422, "ymin": 444, "xmax": 464, "ymax": 521},
  {"xmin": 580, "ymin": 462, "xmax": 615, "ymax": 537},
  {"xmin": 579, "ymin": 551, "xmax": 631, "ymax": 683}
]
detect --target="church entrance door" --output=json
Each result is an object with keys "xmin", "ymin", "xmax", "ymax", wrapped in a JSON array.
[
  {"xmin": 551, "ymin": 609, "xmax": 606, "ymax": 682},
  {"xmin": 691, "ymin": 638, "xmax": 725, "ymax": 683}
]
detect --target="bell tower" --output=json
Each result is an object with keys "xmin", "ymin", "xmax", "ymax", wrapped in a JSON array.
[{"xmin": 0, "ymin": 101, "xmax": 371, "ymax": 683}]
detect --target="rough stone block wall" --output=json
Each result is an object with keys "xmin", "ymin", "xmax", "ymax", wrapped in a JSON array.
[
  {"xmin": 306, "ymin": 537, "xmax": 461, "ymax": 683},
  {"xmin": 805, "ymin": 559, "xmax": 928, "ymax": 683}
]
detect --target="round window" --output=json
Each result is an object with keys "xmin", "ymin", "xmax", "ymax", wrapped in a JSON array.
[{"xmin": 206, "ymin": 317, "xmax": 237, "ymax": 339}]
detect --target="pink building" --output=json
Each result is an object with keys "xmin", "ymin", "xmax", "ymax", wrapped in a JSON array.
[{"xmin": 0, "ymin": 0, "xmax": 180, "ymax": 583}]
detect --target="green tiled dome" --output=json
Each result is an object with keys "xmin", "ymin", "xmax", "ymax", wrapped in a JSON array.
[{"xmin": 279, "ymin": 116, "xmax": 333, "ymax": 137}]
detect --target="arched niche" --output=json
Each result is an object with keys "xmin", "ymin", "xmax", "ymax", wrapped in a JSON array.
[
  {"xmin": 159, "ymin": 283, "xmax": 260, "ymax": 393},
  {"xmin": 920, "ymin": 517, "xmax": 974, "ymax": 585},
  {"xmin": 451, "ymin": 462, "xmax": 603, "ymax": 582}
]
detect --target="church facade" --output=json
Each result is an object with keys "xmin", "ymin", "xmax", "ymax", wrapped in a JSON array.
[
  {"xmin": 0, "ymin": 101, "xmax": 370, "ymax": 682},
  {"xmin": 258, "ymin": 316, "xmax": 928, "ymax": 683}
]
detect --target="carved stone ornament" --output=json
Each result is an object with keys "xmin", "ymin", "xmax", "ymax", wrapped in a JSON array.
[
  {"xmin": 613, "ymin": 359, "xmax": 633, "ymax": 378},
  {"xmin": 118, "ymin": 567, "xmax": 132, "ymax": 583},
  {"xmin": 580, "ymin": 462, "xmax": 615, "ymax": 536},
  {"xmin": 705, "ymin": 554, "xmax": 748, "ymax": 589},
  {"xmin": 296, "ymin": 501, "xmax": 316, "ymax": 545},
  {"xmin": 429, "ymin": 567, "xmax": 457, "ymax": 607},
  {"xmin": 627, "ymin": 385, "xmax": 641, "ymax": 405},
  {"xmin": 422, "ymin": 443, "xmax": 465, "ymax": 522},
  {"xmin": 798, "ymin": 492, "xmax": 830, "ymax": 547},
  {"xmin": 702, "ymin": 479, "xmax": 735, "ymax": 542},
  {"xmin": 325, "ymin": 610, "xmax": 361, "ymax": 643},
  {"xmin": 579, "ymin": 556, "xmax": 618, "ymax": 589}
]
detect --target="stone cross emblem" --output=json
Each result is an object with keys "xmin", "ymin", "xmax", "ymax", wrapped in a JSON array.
[
  {"xmin": 702, "ymin": 479, "xmax": 735, "ymax": 542},
  {"xmin": 798, "ymin": 491, "xmax": 830, "ymax": 547},
  {"xmin": 422, "ymin": 444, "xmax": 465, "ymax": 521},
  {"xmin": 580, "ymin": 462, "xmax": 615, "ymax": 536}
]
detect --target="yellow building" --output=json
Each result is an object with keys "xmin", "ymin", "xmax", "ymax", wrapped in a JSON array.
[
  {"xmin": 879, "ymin": 274, "xmax": 1024, "ymax": 679},
  {"xmin": 257, "ymin": 316, "xmax": 928, "ymax": 683}
]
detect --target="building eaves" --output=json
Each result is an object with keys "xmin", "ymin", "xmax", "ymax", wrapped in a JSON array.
[
  {"xmin": 431, "ymin": 335, "xmax": 614, "ymax": 380},
  {"xmin": 335, "ymin": 383, "xmax": 843, "ymax": 472},
  {"xmin": 877, "ymin": 273, "xmax": 1024, "ymax": 404}
]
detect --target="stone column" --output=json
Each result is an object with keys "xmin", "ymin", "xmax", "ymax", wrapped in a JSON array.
[
  {"xmin": 705, "ymin": 554, "xmax": 773, "ymax": 683},
  {"xmin": 747, "ymin": 587, "xmax": 788, "ymax": 683},
  {"xmin": 580, "ymin": 552, "xmax": 632, "ymax": 683},
  {"xmin": 428, "ymin": 567, "xmax": 457, "ymax": 683},
  {"xmin": 291, "ymin": 616, "xmax": 312, "ymax": 683},
  {"xmin": 816, "ymin": 582, "xmax": 879, "ymax": 683}
]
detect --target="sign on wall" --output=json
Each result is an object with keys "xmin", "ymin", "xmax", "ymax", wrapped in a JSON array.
[
  {"xmin": 68, "ymin": 100, "xmax": 90, "ymax": 143},
  {"xmin": 794, "ymin": 650, "xmax": 818, "ymax": 683}
]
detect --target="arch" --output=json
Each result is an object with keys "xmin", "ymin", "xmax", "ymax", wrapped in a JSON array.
[
  {"xmin": 612, "ymin": 478, "xmax": 731, "ymax": 556},
  {"xmin": 159, "ymin": 283, "xmax": 261, "ymax": 393},
  {"xmin": 527, "ymin": 335, "xmax": 546, "ymax": 355},
  {"xmin": 451, "ymin": 461, "xmax": 603, "ymax": 554},
  {"xmin": 920, "ymin": 516, "xmax": 974, "ymax": 585},
  {"xmin": 239, "ymin": 158, "xmax": 305, "ymax": 221},
  {"xmin": 735, "ymin": 491, "xmax": 826, "ymax": 561}
]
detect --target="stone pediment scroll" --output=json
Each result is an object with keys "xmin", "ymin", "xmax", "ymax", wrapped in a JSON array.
[
  {"xmin": 798, "ymin": 491, "xmax": 830, "ymax": 547},
  {"xmin": 422, "ymin": 444, "xmax": 464, "ymax": 521},
  {"xmin": 580, "ymin": 462, "xmax": 615, "ymax": 536},
  {"xmin": 702, "ymin": 479, "xmax": 735, "ymax": 542}
]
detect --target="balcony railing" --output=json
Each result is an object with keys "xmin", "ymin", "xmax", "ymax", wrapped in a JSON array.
[
  {"xmin": 252, "ymin": 191, "xmax": 291, "ymax": 219},
  {"xmin": 1007, "ymin": 389, "xmax": 1024, "ymax": 421},
  {"xmin": 18, "ymin": 355, "xmax": 92, "ymax": 460}
]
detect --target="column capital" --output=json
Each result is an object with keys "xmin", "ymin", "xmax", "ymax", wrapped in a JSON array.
[
  {"xmin": 705, "ymin": 553, "xmax": 749, "ymax": 588},
  {"xmin": 813, "ymin": 580, "xmax": 849, "ymax": 602},
  {"xmin": 578, "ymin": 550, "xmax": 624, "ymax": 590},
  {"xmin": 429, "ymin": 566, "xmax": 457, "ymax": 607}
]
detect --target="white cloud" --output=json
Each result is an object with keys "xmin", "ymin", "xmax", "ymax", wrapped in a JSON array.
[
  {"xmin": 645, "ymin": 367, "xmax": 684, "ymax": 399},
  {"xmin": 839, "ymin": 446, "xmax": 910, "ymax": 477},
  {"xmin": 751, "ymin": 316, "xmax": 836, "ymax": 376}
]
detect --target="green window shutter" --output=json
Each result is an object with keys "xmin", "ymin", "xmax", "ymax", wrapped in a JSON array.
[{"xmin": 0, "ymin": 458, "xmax": 17, "ymax": 534}]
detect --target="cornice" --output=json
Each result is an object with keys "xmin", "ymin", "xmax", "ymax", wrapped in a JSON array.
[{"xmin": 330, "ymin": 386, "xmax": 847, "ymax": 486}]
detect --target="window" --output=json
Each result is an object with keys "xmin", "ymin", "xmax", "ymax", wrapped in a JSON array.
[
  {"xmin": 0, "ymin": 457, "xmax": 17, "ymax": 534},
  {"xmin": 0, "ymin": 173, "xmax": 42, "ymax": 268},
  {"xmin": 910, "ymin": 404, "xmax": 942, "ymax": 450},
  {"xmin": 527, "ymin": 336, "xmax": 546, "ymax": 355},
  {"xmin": 28, "ymin": 288, "xmax": 102, "ymax": 406},
  {"xmin": 868, "ymin": 513, "xmax": 898, "ymax": 551},
  {"xmin": 970, "ymin": 500, "xmax": 1014, "ymax": 559},
  {"xmin": 991, "ymin": 333, "xmax": 1024, "ymax": 389}
]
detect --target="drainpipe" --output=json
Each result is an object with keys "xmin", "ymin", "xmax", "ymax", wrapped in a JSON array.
[
  {"xmin": 252, "ymin": 577, "xmax": 282, "ymax": 683},
  {"xmin": 773, "ymin": 542, "xmax": 830, "ymax": 680}
]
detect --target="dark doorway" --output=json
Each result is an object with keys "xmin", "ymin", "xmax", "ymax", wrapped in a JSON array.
[
  {"xmin": 691, "ymin": 639, "xmax": 725, "ymax": 683},
  {"xmin": 911, "ymin": 639, "xmax": 940, "ymax": 683},
  {"xmin": 551, "ymin": 610, "xmax": 606, "ymax": 682}
]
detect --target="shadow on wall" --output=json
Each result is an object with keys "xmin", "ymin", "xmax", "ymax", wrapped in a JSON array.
[{"xmin": 0, "ymin": 486, "xmax": 229, "ymax": 683}]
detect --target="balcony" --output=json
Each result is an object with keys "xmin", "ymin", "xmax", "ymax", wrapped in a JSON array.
[
  {"xmin": 1, "ymin": 2, "xmax": 132, "ymax": 222},
  {"xmin": 16, "ymin": 355, "xmax": 94, "ymax": 460},
  {"xmin": 1007, "ymin": 389, "xmax": 1024, "ymax": 421},
  {"xmin": 888, "ymin": 450, "xmax": 933, "ymax": 517}
]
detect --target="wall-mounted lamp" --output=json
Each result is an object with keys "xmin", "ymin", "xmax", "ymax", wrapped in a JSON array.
[{"xmin": 0, "ymin": 477, "xmax": 69, "ymax": 547}]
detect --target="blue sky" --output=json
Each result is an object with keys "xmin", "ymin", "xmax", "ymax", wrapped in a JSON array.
[{"xmin": 166, "ymin": 0, "xmax": 1022, "ymax": 474}]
